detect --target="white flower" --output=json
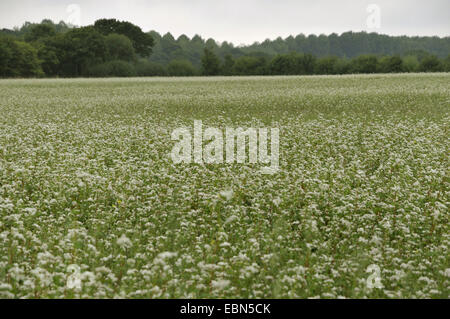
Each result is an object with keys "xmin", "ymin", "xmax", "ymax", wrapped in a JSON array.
[
  {"xmin": 219, "ymin": 189, "xmax": 233, "ymax": 201},
  {"xmin": 260, "ymin": 166, "xmax": 278, "ymax": 175},
  {"xmin": 211, "ymin": 279, "xmax": 230, "ymax": 290},
  {"xmin": 23, "ymin": 207, "xmax": 37, "ymax": 216},
  {"xmin": 117, "ymin": 234, "xmax": 132, "ymax": 249},
  {"xmin": 127, "ymin": 258, "xmax": 136, "ymax": 266},
  {"xmin": 272, "ymin": 197, "xmax": 282, "ymax": 206},
  {"xmin": 444, "ymin": 269, "xmax": 450, "ymax": 278},
  {"xmin": 224, "ymin": 215, "xmax": 238, "ymax": 225},
  {"xmin": 157, "ymin": 252, "xmax": 178, "ymax": 259},
  {"xmin": 0, "ymin": 284, "xmax": 12, "ymax": 291}
]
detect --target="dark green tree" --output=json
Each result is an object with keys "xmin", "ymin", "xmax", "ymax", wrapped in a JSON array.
[
  {"xmin": 93, "ymin": 19, "xmax": 154, "ymax": 57},
  {"xmin": 0, "ymin": 38, "xmax": 13, "ymax": 76},
  {"xmin": 105, "ymin": 33, "xmax": 135, "ymax": 61},
  {"xmin": 233, "ymin": 56, "xmax": 268, "ymax": 75},
  {"xmin": 419, "ymin": 55, "xmax": 443, "ymax": 72},
  {"xmin": 444, "ymin": 55, "xmax": 450, "ymax": 72},
  {"xmin": 167, "ymin": 60, "xmax": 196, "ymax": 76},
  {"xmin": 294, "ymin": 53, "xmax": 316, "ymax": 75},
  {"xmin": 135, "ymin": 59, "xmax": 167, "ymax": 76},
  {"xmin": 24, "ymin": 24, "xmax": 56, "ymax": 42},
  {"xmin": 58, "ymin": 27, "xmax": 108, "ymax": 76},
  {"xmin": 35, "ymin": 40, "xmax": 60, "ymax": 76},
  {"xmin": 403, "ymin": 55, "xmax": 419, "ymax": 72},
  {"xmin": 269, "ymin": 54, "xmax": 296, "ymax": 75},
  {"xmin": 0, "ymin": 37, "xmax": 43, "ymax": 77},
  {"xmin": 350, "ymin": 55, "xmax": 379, "ymax": 73},
  {"xmin": 201, "ymin": 48, "xmax": 220, "ymax": 75},
  {"xmin": 222, "ymin": 54, "xmax": 235, "ymax": 75},
  {"xmin": 315, "ymin": 56, "xmax": 340, "ymax": 74},
  {"xmin": 88, "ymin": 60, "xmax": 136, "ymax": 77},
  {"xmin": 380, "ymin": 55, "xmax": 404, "ymax": 73}
]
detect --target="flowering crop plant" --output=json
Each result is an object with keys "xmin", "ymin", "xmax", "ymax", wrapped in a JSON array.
[{"xmin": 0, "ymin": 74, "xmax": 448, "ymax": 298}]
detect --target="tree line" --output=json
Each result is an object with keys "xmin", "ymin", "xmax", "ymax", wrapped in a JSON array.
[
  {"xmin": 1, "ymin": 19, "xmax": 449, "ymax": 78},
  {"xmin": 149, "ymin": 30, "xmax": 450, "ymax": 66},
  {"xmin": 0, "ymin": 19, "xmax": 153, "ymax": 77}
]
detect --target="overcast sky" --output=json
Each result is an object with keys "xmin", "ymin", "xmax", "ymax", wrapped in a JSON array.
[{"xmin": 0, "ymin": 0, "xmax": 449, "ymax": 45}]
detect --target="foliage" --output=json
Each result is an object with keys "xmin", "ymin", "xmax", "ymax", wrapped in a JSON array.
[
  {"xmin": 201, "ymin": 48, "xmax": 221, "ymax": 75},
  {"xmin": 35, "ymin": 40, "xmax": 60, "ymax": 76},
  {"xmin": 380, "ymin": 56, "xmax": 404, "ymax": 73},
  {"xmin": 419, "ymin": 55, "xmax": 444, "ymax": 72},
  {"xmin": 315, "ymin": 56, "xmax": 340, "ymax": 74},
  {"xmin": 221, "ymin": 54, "xmax": 235, "ymax": 75},
  {"xmin": 105, "ymin": 33, "xmax": 136, "ymax": 62},
  {"xmin": 233, "ymin": 56, "xmax": 268, "ymax": 75},
  {"xmin": 58, "ymin": 27, "xmax": 109, "ymax": 76},
  {"xmin": 269, "ymin": 53, "xmax": 317, "ymax": 75},
  {"xmin": 93, "ymin": 19, "xmax": 154, "ymax": 57},
  {"xmin": 0, "ymin": 19, "xmax": 449, "ymax": 77},
  {"xmin": 24, "ymin": 24, "xmax": 57, "ymax": 42},
  {"xmin": 403, "ymin": 55, "xmax": 420, "ymax": 72},
  {"xmin": 445, "ymin": 55, "xmax": 450, "ymax": 72},
  {"xmin": 0, "ymin": 37, "xmax": 43, "ymax": 77},
  {"xmin": 167, "ymin": 59, "xmax": 197, "ymax": 76},
  {"xmin": 135, "ymin": 59, "xmax": 167, "ymax": 76},
  {"xmin": 88, "ymin": 60, "xmax": 136, "ymax": 77},
  {"xmin": 148, "ymin": 30, "xmax": 450, "ymax": 68},
  {"xmin": 350, "ymin": 55, "xmax": 380, "ymax": 73},
  {"xmin": 0, "ymin": 19, "xmax": 72, "ymax": 38}
]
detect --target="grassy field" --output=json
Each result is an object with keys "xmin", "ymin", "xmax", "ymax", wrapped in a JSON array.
[{"xmin": 0, "ymin": 74, "xmax": 448, "ymax": 298}]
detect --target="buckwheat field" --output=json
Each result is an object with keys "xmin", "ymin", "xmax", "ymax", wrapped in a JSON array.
[{"xmin": 0, "ymin": 73, "xmax": 449, "ymax": 299}]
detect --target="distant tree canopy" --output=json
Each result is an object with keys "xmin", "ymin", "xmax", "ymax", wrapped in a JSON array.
[
  {"xmin": 0, "ymin": 19, "xmax": 449, "ymax": 77},
  {"xmin": 148, "ymin": 30, "xmax": 450, "ymax": 68},
  {"xmin": 269, "ymin": 53, "xmax": 316, "ymax": 75},
  {"xmin": 0, "ymin": 19, "xmax": 154, "ymax": 77},
  {"xmin": 380, "ymin": 56, "xmax": 404, "ymax": 73},
  {"xmin": 168, "ymin": 60, "xmax": 197, "ymax": 76},
  {"xmin": 105, "ymin": 33, "xmax": 136, "ymax": 62},
  {"xmin": 350, "ymin": 55, "xmax": 380, "ymax": 73},
  {"xmin": 59, "ymin": 27, "xmax": 108, "ymax": 76},
  {"xmin": 419, "ymin": 55, "xmax": 444, "ymax": 72},
  {"xmin": 24, "ymin": 24, "xmax": 57, "ymax": 42},
  {"xmin": 93, "ymin": 19, "xmax": 154, "ymax": 57},
  {"xmin": 0, "ymin": 37, "xmax": 43, "ymax": 77},
  {"xmin": 201, "ymin": 48, "xmax": 220, "ymax": 75}
]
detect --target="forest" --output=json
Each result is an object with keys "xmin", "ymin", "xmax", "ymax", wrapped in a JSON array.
[{"xmin": 1, "ymin": 19, "xmax": 449, "ymax": 77}]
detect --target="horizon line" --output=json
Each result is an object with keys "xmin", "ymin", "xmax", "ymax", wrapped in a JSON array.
[{"xmin": 2, "ymin": 19, "xmax": 449, "ymax": 47}]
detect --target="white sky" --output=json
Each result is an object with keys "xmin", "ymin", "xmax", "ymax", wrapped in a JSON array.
[{"xmin": 0, "ymin": 0, "xmax": 449, "ymax": 45}]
